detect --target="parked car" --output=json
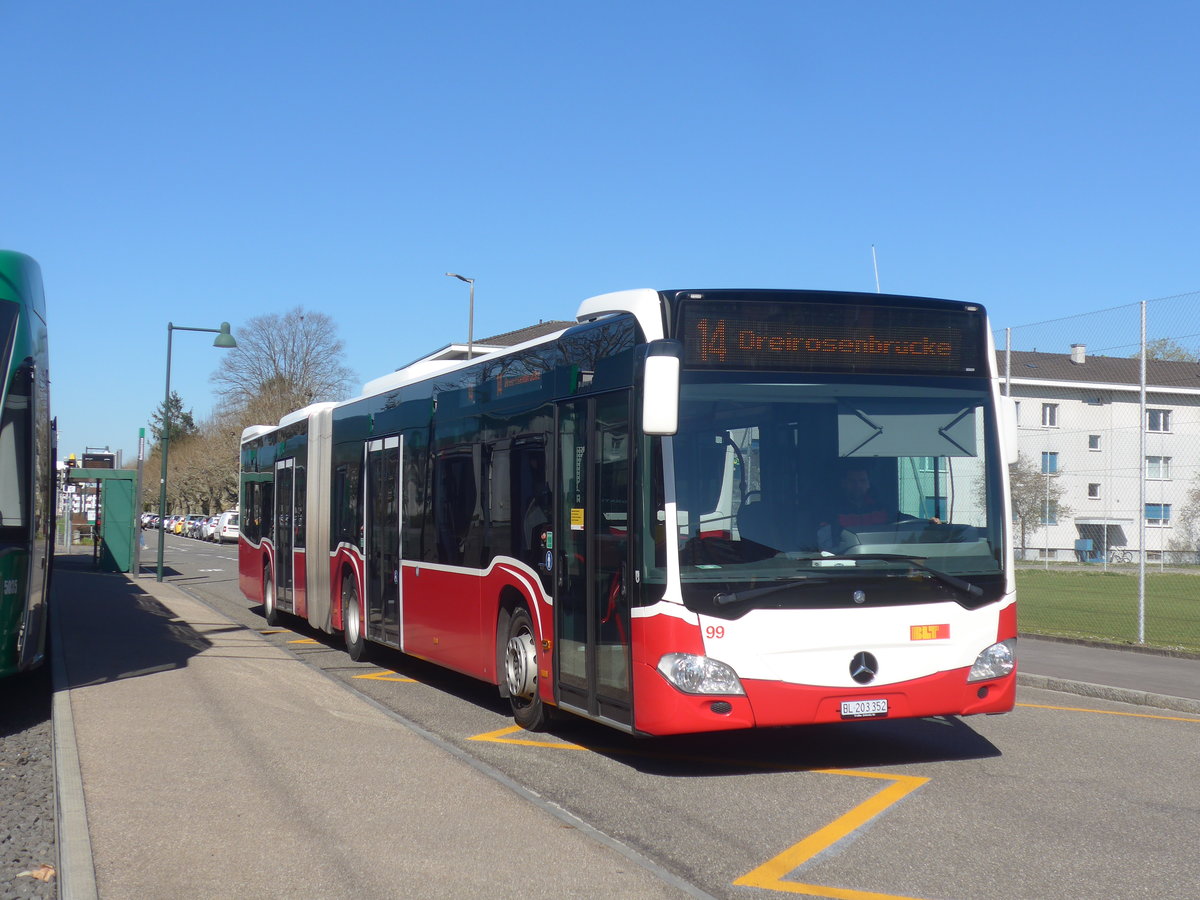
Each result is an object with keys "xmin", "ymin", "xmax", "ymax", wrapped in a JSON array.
[
  {"xmin": 216, "ymin": 511, "xmax": 239, "ymax": 543},
  {"xmin": 199, "ymin": 516, "xmax": 219, "ymax": 541}
]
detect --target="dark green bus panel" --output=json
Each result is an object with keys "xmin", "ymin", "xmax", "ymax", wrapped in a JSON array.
[{"xmin": 0, "ymin": 251, "xmax": 53, "ymax": 678}]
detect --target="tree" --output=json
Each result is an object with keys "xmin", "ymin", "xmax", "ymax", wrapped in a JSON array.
[
  {"xmin": 150, "ymin": 391, "xmax": 198, "ymax": 443},
  {"xmin": 1130, "ymin": 338, "xmax": 1200, "ymax": 361},
  {"xmin": 209, "ymin": 307, "xmax": 355, "ymax": 418},
  {"xmin": 1008, "ymin": 453, "xmax": 1071, "ymax": 555},
  {"xmin": 1168, "ymin": 476, "xmax": 1200, "ymax": 563}
]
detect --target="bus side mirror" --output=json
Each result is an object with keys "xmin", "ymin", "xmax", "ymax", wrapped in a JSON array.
[
  {"xmin": 1001, "ymin": 396, "xmax": 1019, "ymax": 464},
  {"xmin": 642, "ymin": 340, "xmax": 682, "ymax": 436}
]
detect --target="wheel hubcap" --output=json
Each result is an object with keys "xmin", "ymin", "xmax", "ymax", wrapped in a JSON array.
[
  {"xmin": 505, "ymin": 628, "xmax": 537, "ymax": 699},
  {"xmin": 346, "ymin": 595, "xmax": 359, "ymax": 642}
]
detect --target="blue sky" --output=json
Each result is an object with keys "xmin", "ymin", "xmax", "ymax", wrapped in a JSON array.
[{"xmin": 4, "ymin": 2, "xmax": 1198, "ymax": 461}]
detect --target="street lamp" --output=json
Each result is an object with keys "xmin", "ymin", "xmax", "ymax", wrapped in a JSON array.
[
  {"xmin": 445, "ymin": 273, "xmax": 475, "ymax": 360},
  {"xmin": 156, "ymin": 322, "xmax": 237, "ymax": 582}
]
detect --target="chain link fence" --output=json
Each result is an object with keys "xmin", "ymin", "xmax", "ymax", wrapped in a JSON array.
[{"xmin": 994, "ymin": 291, "xmax": 1200, "ymax": 651}]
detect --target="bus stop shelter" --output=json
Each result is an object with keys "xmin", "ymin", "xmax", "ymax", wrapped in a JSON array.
[{"xmin": 65, "ymin": 468, "xmax": 138, "ymax": 573}]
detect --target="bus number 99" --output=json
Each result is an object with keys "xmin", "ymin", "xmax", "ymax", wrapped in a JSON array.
[{"xmin": 705, "ymin": 625, "xmax": 725, "ymax": 639}]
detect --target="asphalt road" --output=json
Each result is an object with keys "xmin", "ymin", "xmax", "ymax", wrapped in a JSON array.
[{"xmin": 151, "ymin": 532, "xmax": 1200, "ymax": 900}]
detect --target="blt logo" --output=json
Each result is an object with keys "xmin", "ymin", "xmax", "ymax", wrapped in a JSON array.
[{"xmin": 910, "ymin": 624, "xmax": 949, "ymax": 641}]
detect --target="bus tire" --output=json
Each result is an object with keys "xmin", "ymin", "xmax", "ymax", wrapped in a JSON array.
[
  {"xmin": 343, "ymin": 576, "xmax": 367, "ymax": 662},
  {"xmin": 263, "ymin": 566, "xmax": 280, "ymax": 626},
  {"xmin": 504, "ymin": 606, "xmax": 548, "ymax": 731}
]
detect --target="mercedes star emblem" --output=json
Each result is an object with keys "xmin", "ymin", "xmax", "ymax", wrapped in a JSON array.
[{"xmin": 850, "ymin": 651, "xmax": 879, "ymax": 684}]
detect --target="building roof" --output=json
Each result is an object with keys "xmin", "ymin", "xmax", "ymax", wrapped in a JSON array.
[
  {"xmin": 476, "ymin": 320, "xmax": 576, "ymax": 346},
  {"xmin": 1000, "ymin": 349, "xmax": 1200, "ymax": 391}
]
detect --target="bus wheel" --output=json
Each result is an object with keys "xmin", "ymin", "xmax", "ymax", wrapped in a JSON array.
[
  {"xmin": 263, "ymin": 567, "xmax": 280, "ymax": 626},
  {"xmin": 504, "ymin": 606, "xmax": 547, "ymax": 731},
  {"xmin": 343, "ymin": 577, "xmax": 367, "ymax": 662}
]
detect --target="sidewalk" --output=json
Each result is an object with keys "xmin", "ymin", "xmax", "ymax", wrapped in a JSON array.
[
  {"xmin": 50, "ymin": 555, "xmax": 694, "ymax": 900},
  {"xmin": 1017, "ymin": 634, "xmax": 1200, "ymax": 715}
]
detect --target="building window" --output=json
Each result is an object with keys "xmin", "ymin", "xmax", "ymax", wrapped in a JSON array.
[
  {"xmin": 1013, "ymin": 401, "xmax": 1021, "ymax": 425},
  {"xmin": 1041, "ymin": 403, "xmax": 1059, "ymax": 427},
  {"xmin": 1147, "ymin": 408, "xmax": 1172, "ymax": 433},
  {"xmin": 916, "ymin": 456, "xmax": 948, "ymax": 473},
  {"xmin": 1041, "ymin": 451, "xmax": 1059, "ymax": 474},
  {"xmin": 1146, "ymin": 503, "xmax": 1172, "ymax": 527},
  {"xmin": 1088, "ymin": 483, "xmax": 1101, "ymax": 499},
  {"xmin": 1088, "ymin": 434, "xmax": 1101, "ymax": 451},
  {"xmin": 1146, "ymin": 456, "xmax": 1172, "ymax": 480},
  {"xmin": 1040, "ymin": 502, "xmax": 1059, "ymax": 525}
]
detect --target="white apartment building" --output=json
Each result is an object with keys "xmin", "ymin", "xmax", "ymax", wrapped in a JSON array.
[{"xmin": 1001, "ymin": 345, "xmax": 1200, "ymax": 562}]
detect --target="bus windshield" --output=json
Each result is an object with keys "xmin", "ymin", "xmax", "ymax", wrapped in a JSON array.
[{"xmin": 645, "ymin": 375, "xmax": 1005, "ymax": 610}]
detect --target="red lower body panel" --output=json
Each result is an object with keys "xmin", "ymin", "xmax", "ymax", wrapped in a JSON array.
[{"xmin": 632, "ymin": 663, "xmax": 1016, "ymax": 736}]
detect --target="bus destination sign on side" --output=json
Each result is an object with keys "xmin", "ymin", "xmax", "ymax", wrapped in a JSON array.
[{"xmin": 678, "ymin": 300, "xmax": 985, "ymax": 376}]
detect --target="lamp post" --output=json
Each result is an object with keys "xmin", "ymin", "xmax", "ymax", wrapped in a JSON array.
[
  {"xmin": 156, "ymin": 322, "xmax": 237, "ymax": 582},
  {"xmin": 445, "ymin": 273, "xmax": 475, "ymax": 360}
]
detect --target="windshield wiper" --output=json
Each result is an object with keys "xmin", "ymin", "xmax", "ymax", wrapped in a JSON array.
[
  {"xmin": 714, "ymin": 577, "xmax": 829, "ymax": 606},
  {"xmin": 818, "ymin": 553, "xmax": 983, "ymax": 598}
]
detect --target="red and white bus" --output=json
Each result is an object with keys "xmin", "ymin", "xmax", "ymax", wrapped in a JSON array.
[{"xmin": 240, "ymin": 289, "xmax": 1017, "ymax": 736}]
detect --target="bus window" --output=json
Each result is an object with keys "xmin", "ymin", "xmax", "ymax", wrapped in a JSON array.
[
  {"xmin": 512, "ymin": 442, "xmax": 550, "ymax": 569},
  {"xmin": 435, "ymin": 450, "xmax": 477, "ymax": 565},
  {"xmin": 335, "ymin": 461, "xmax": 361, "ymax": 547}
]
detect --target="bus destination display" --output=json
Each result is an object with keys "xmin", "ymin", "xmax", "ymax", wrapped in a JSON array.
[{"xmin": 679, "ymin": 300, "xmax": 985, "ymax": 375}]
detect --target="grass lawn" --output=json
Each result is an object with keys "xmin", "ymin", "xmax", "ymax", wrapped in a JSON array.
[{"xmin": 1016, "ymin": 568, "xmax": 1200, "ymax": 652}]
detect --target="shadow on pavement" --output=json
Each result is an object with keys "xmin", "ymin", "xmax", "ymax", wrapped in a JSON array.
[{"xmin": 52, "ymin": 555, "xmax": 211, "ymax": 690}]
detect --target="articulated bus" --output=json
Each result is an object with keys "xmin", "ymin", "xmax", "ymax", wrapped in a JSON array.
[
  {"xmin": 240, "ymin": 289, "xmax": 1017, "ymax": 736},
  {"xmin": 0, "ymin": 251, "xmax": 54, "ymax": 679}
]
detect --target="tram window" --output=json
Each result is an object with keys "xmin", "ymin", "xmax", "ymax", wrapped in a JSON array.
[{"xmin": 0, "ymin": 366, "xmax": 31, "ymax": 532}]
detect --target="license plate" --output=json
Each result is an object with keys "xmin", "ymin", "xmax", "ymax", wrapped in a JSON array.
[{"xmin": 840, "ymin": 698, "xmax": 888, "ymax": 719}]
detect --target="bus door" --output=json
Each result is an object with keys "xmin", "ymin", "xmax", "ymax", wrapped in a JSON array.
[
  {"xmin": 274, "ymin": 459, "xmax": 294, "ymax": 611},
  {"xmin": 365, "ymin": 436, "xmax": 401, "ymax": 648},
  {"xmin": 555, "ymin": 392, "xmax": 633, "ymax": 728}
]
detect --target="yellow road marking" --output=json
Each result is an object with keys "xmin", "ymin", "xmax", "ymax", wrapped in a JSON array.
[
  {"xmin": 469, "ymin": 725, "xmax": 931, "ymax": 898},
  {"xmin": 352, "ymin": 670, "xmax": 417, "ymax": 683},
  {"xmin": 259, "ymin": 630, "xmax": 288, "ymax": 635},
  {"xmin": 733, "ymin": 771, "xmax": 929, "ymax": 898},
  {"xmin": 469, "ymin": 724, "xmax": 586, "ymax": 749},
  {"xmin": 1017, "ymin": 701, "xmax": 1200, "ymax": 723},
  {"xmin": 287, "ymin": 638, "xmax": 320, "ymax": 645}
]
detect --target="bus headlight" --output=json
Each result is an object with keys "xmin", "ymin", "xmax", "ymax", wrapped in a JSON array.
[
  {"xmin": 657, "ymin": 653, "xmax": 745, "ymax": 695},
  {"xmin": 968, "ymin": 639, "xmax": 1016, "ymax": 682}
]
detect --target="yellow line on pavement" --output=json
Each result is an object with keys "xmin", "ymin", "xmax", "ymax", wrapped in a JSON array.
[
  {"xmin": 352, "ymin": 670, "xmax": 417, "ymax": 683},
  {"xmin": 287, "ymin": 638, "xmax": 320, "ymax": 645},
  {"xmin": 469, "ymin": 724, "xmax": 586, "ymax": 749},
  {"xmin": 469, "ymin": 724, "xmax": 931, "ymax": 898},
  {"xmin": 1017, "ymin": 701, "xmax": 1200, "ymax": 723},
  {"xmin": 733, "ymin": 771, "xmax": 929, "ymax": 898}
]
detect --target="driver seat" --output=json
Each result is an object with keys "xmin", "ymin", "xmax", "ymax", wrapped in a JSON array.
[{"xmin": 737, "ymin": 501, "xmax": 792, "ymax": 550}]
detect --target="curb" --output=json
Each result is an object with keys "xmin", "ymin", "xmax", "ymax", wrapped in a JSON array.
[
  {"xmin": 1018, "ymin": 672, "xmax": 1200, "ymax": 716},
  {"xmin": 50, "ymin": 605, "xmax": 99, "ymax": 900}
]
